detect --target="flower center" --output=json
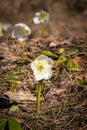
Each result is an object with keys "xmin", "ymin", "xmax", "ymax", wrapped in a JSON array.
[
  {"xmin": 35, "ymin": 60, "xmax": 47, "ymax": 73},
  {"xmin": 38, "ymin": 65, "xmax": 44, "ymax": 71},
  {"xmin": 19, "ymin": 27, "xmax": 28, "ymax": 36},
  {"xmin": 37, "ymin": 64, "xmax": 44, "ymax": 73},
  {"xmin": 39, "ymin": 12, "xmax": 47, "ymax": 20}
]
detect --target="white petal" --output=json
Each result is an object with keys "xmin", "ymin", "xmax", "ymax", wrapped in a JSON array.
[
  {"xmin": 12, "ymin": 31, "xmax": 15, "ymax": 38},
  {"xmin": 30, "ymin": 61, "xmax": 35, "ymax": 71},
  {"xmin": 15, "ymin": 23, "xmax": 31, "ymax": 35},
  {"xmin": 33, "ymin": 17, "xmax": 41, "ymax": 24},
  {"xmin": 37, "ymin": 55, "xmax": 54, "ymax": 66},
  {"xmin": 36, "ymin": 55, "xmax": 48, "ymax": 60},
  {"xmin": 34, "ymin": 69, "xmax": 52, "ymax": 81},
  {"xmin": 35, "ymin": 12, "xmax": 40, "ymax": 16}
]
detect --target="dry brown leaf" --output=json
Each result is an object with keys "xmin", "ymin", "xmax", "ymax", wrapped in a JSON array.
[
  {"xmin": 4, "ymin": 89, "xmax": 36, "ymax": 103},
  {"xmin": 46, "ymin": 87, "xmax": 66, "ymax": 98},
  {"xmin": 72, "ymin": 56, "xmax": 84, "ymax": 69},
  {"xmin": 49, "ymin": 42, "xmax": 57, "ymax": 47},
  {"xmin": 60, "ymin": 38, "xmax": 73, "ymax": 45}
]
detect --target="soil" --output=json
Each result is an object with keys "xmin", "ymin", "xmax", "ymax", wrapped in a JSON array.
[{"xmin": 0, "ymin": 0, "xmax": 87, "ymax": 130}]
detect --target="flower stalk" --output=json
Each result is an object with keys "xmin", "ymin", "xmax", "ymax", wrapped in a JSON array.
[
  {"xmin": 21, "ymin": 40, "xmax": 25, "ymax": 62},
  {"xmin": 36, "ymin": 80, "xmax": 42, "ymax": 113},
  {"xmin": 41, "ymin": 23, "xmax": 45, "ymax": 37},
  {"xmin": 31, "ymin": 55, "xmax": 54, "ymax": 113}
]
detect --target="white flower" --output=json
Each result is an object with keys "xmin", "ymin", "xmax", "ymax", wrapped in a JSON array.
[
  {"xmin": 0, "ymin": 23, "xmax": 11, "ymax": 36},
  {"xmin": 31, "ymin": 55, "xmax": 54, "ymax": 81},
  {"xmin": 33, "ymin": 10, "xmax": 49, "ymax": 24},
  {"xmin": 12, "ymin": 23, "xmax": 31, "ymax": 42},
  {"xmin": 2, "ymin": 23, "xmax": 11, "ymax": 31}
]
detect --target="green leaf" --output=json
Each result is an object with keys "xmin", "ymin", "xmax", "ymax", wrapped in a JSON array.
[
  {"xmin": 58, "ymin": 56, "xmax": 67, "ymax": 63},
  {"xmin": 77, "ymin": 79, "xmax": 87, "ymax": 88},
  {"xmin": 66, "ymin": 59, "xmax": 78, "ymax": 69},
  {"xmin": 41, "ymin": 50, "xmax": 58, "ymax": 59},
  {"xmin": 26, "ymin": 53, "xmax": 35, "ymax": 59},
  {"xmin": 9, "ymin": 105, "xmax": 22, "ymax": 113},
  {"xmin": 0, "ymin": 117, "xmax": 7, "ymax": 130},
  {"xmin": 8, "ymin": 118, "xmax": 22, "ymax": 130},
  {"xmin": 8, "ymin": 80, "xmax": 21, "ymax": 85},
  {"xmin": 58, "ymin": 48, "xmax": 65, "ymax": 54}
]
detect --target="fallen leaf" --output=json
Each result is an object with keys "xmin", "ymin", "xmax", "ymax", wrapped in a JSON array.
[
  {"xmin": 4, "ymin": 88, "xmax": 36, "ymax": 103},
  {"xmin": 49, "ymin": 42, "xmax": 57, "ymax": 47},
  {"xmin": 46, "ymin": 86, "xmax": 66, "ymax": 98},
  {"xmin": 60, "ymin": 37, "xmax": 74, "ymax": 45},
  {"xmin": 72, "ymin": 56, "xmax": 84, "ymax": 69}
]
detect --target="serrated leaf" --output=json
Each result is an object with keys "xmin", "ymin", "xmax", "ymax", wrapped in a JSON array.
[
  {"xmin": 41, "ymin": 50, "xmax": 58, "ymax": 59},
  {"xmin": 58, "ymin": 56, "xmax": 67, "ymax": 63},
  {"xmin": 8, "ymin": 118, "xmax": 22, "ymax": 130},
  {"xmin": 0, "ymin": 117, "xmax": 7, "ymax": 130}
]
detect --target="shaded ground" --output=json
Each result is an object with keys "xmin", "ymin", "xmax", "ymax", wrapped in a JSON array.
[{"xmin": 0, "ymin": 0, "xmax": 87, "ymax": 130}]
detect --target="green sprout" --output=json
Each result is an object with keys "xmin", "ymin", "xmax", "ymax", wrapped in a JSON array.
[{"xmin": 2, "ymin": 71, "xmax": 24, "ymax": 92}]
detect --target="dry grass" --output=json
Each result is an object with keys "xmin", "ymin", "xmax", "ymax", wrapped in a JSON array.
[{"xmin": 0, "ymin": 36, "xmax": 87, "ymax": 130}]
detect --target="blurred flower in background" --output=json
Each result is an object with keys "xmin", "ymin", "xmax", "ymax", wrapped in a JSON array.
[
  {"xmin": 33, "ymin": 10, "xmax": 49, "ymax": 24},
  {"xmin": 12, "ymin": 23, "xmax": 31, "ymax": 42},
  {"xmin": 0, "ymin": 22, "xmax": 11, "ymax": 36}
]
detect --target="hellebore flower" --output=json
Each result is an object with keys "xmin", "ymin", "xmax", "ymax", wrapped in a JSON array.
[
  {"xmin": 31, "ymin": 54, "xmax": 54, "ymax": 113},
  {"xmin": 0, "ymin": 23, "xmax": 11, "ymax": 36},
  {"xmin": 2, "ymin": 23, "xmax": 11, "ymax": 31},
  {"xmin": 33, "ymin": 10, "xmax": 49, "ymax": 36},
  {"xmin": 12, "ymin": 23, "xmax": 31, "ymax": 62},
  {"xmin": 33, "ymin": 10, "xmax": 49, "ymax": 24},
  {"xmin": 12, "ymin": 23, "xmax": 31, "ymax": 42},
  {"xmin": 31, "ymin": 54, "xmax": 54, "ymax": 81}
]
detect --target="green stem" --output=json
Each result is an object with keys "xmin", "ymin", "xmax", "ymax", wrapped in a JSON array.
[
  {"xmin": 41, "ymin": 23, "xmax": 45, "ymax": 37},
  {"xmin": 21, "ymin": 40, "xmax": 25, "ymax": 62},
  {"xmin": 10, "ymin": 82, "xmax": 13, "ymax": 92},
  {"xmin": 36, "ymin": 81, "xmax": 42, "ymax": 113}
]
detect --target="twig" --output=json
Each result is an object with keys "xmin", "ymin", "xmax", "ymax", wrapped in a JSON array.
[{"xmin": 66, "ymin": 113, "xmax": 78, "ymax": 126}]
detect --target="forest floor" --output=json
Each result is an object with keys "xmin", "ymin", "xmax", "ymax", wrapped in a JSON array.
[{"xmin": 0, "ymin": 1, "xmax": 87, "ymax": 130}]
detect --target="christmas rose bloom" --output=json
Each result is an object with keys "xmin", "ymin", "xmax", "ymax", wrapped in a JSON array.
[
  {"xmin": 33, "ymin": 10, "xmax": 49, "ymax": 24},
  {"xmin": 12, "ymin": 23, "xmax": 31, "ymax": 42},
  {"xmin": 31, "ymin": 55, "xmax": 54, "ymax": 81},
  {"xmin": 2, "ymin": 23, "xmax": 11, "ymax": 31},
  {"xmin": 0, "ymin": 23, "xmax": 11, "ymax": 36}
]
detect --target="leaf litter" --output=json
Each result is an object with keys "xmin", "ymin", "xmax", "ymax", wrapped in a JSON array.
[
  {"xmin": 0, "ymin": 34, "xmax": 87, "ymax": 130},
  {"xmin": 0, "ymin": 0, "xmax": 87, "ymax": 129}
]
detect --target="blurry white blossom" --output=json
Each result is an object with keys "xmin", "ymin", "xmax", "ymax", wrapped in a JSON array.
[
  {"xmin": 33, "ymin": 10, "xmax": 49, "ymax": 24},
  {"xmin": 0, "ymin": 22, "xmax": 11, "ymax": 36},
  {"xmin": 31, "ymin": 55, "xmax": 54, "ymax": 81},
  {"xmin": 2, "ymin": 23, "xmax": 11, "ymax": 31},
  {"xmin": 12, "ymin": 23, "xmax": 31, "ymax": 42}
]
